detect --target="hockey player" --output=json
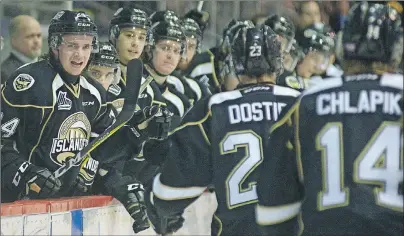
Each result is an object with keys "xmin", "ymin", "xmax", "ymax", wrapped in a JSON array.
[
  {"xmin": 147, "ymin": 24, "xmax": 301, "ymax": 235},
  {"xmin": 264, "ymin": 14, "xmax": 295, "ymax": 55},
  {"xmin": 172, "ymin": 17, "xmax": 211, "ymax": 105},
  {"xmin": 86, "ymin": 42, "xmax": 119, "ymax": 90},
  {"xmin": 256, "ymin": 2, "xmax": 403, "ymax": 235},
  {"xmin": 142, "ymin": 17, "xmax": 192, "ymax": 129},
  {"xmin": 0, "ymin": 10, "xmax": 169, "ymax": 233},
  {"xmin": 108, "ymin": 7, "xmax": 152, "ymax": 113},
  {"xmin": 277, "ymin": 23, "xmax": 335, "ymax": 91},
  {"xmin": 185, "ymin": 19, "xmax": 254, "ymax": 93}
]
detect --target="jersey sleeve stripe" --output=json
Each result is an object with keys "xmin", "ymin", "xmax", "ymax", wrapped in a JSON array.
[
  {"xmin": 190, "ymin": 62, "xmax": 213, "ymax": 78},
  {"xmin": 153, "ymin": 173, "xmax": 206, "ymax": 200},
  {"xmin": 270, "ymin": 102, "xmax": 300, "ymax": 134},
  {"xmin": 208, "ymin": 90, "xmax": 243, "ymax": 109},
  {"xmin": 380, "ymin": 73, "xmax": 403, "ymax": 90},
  {"xmin": 169, "ymin": 111, "xmax": 211, "ymax": 135},
  {"xmin": 302, "ymin": 77, "xmax": 343, "ymax": 96},
  {"xmin": 255, "ymin": 202, "xmax": 302, "ymax": 226},
  {"xmin": 273, "ymin": 85, "xmax": 301, "ymax": 97}
]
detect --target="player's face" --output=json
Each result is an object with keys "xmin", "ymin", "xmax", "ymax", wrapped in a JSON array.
[
  {"xmin": 298, "ymin": 50, "xmax": 329, "ymax": 78},
  {"xmin": 152, "ymin": 40, "xmax": 182, "ymax": 75},
  {"xmin": 55, "ymin": 34, "xmax": 94, "ymax": 76},
  {"xmin": 177, "ymin": 37, "xmax": 197, "ymax": 71},
  {"xmin": 116, "ymin": 28, "xmax": 147, "ymax": 65},
  {"xmin": 87, "ymin": 65, "xmax": 116, "ymax": 90}
]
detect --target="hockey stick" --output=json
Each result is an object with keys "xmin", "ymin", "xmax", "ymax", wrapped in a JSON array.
[
  {"xmin": 197, "ymin": 1, "xmax": 204, "ymax": 11},
  {"xmin": 53, "ymin": 59, "xmax": 144, "ymax": 179}
]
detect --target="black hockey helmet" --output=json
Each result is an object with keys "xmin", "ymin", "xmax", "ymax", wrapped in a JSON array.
[
  {"xmin": 298, "ymin": 23, "xmax": 335, "ymax": 55},
  {"xmin": 342, "ymin": 2, "xmax": 403, "ymax": 64},
  {"xmin": 230, "ymin": 24, "xmax": 283, "ymax": 77},
  {"xmin": 90, "ymin": 42, "xmax": 119, "ymax": 68},
  {"xmin": 149, "ymin": 10, "xmax": 180, "ymax": 25},
  {"xmin": 220, "ymin": 20, "xmax": 255, "ymax": 56},
  {"xmin": 109, "ymin": 7, "xmax": 150, "ymax": 45},
  {"xmin": 148, "ymin": 21, "xmax": 186, "ymax": 50},
  {"xmin": 48, "ymin": 10, "xmax": 98, "ymax": 53},
  {"xmin": 180, "ymin": 18, "xmax": 202, "ymax": 51},
  {"xmin": 264, "ymin": 14, "xmax": 295, "ymax": 52}
]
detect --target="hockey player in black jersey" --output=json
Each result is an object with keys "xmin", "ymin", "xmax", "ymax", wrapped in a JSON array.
[
  {"xmin": 0, "ymin": 10, "xmax": 162, "ymax": 233},
  {"xmin": 171, "ymin": 17, "xmax": 211, "ymax": 105},
  {"xmin": 277, "ymin": 22, "xmax": 335, "ymax": 91},
  {"xmin": 108, "ymin": 7, "xmax": 152, "ymax": 113},
  {"xmin": 147, "ymin": 24, "xmax": 301, "ymax": 236},
  {"xmin": 256, "ymin": 2, "xmax": 403, "ymax": 235},
  {"xmin": 86, "ymin": 42, "xmax": 119, "ymax": 90}
]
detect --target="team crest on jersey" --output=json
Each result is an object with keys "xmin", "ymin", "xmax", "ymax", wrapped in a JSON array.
[
  {"xmin": 49, "ymin": 112, "xmax": 96, "ymax": 184},
  {"xmin": 13, "ymin": 74, "xmax": 35, "ymax": 92},
  {"xmin": 285, "ymin": 76, "xmax": 302, "ymax": 89},
  {"xmin": 57, "ymin": 91, "xmax": 72, "ymax": 110}
]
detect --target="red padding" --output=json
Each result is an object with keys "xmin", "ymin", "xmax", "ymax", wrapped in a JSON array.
[{"xmin": 1, "ymin": 196, "xmax": 114, "ymax": 216}]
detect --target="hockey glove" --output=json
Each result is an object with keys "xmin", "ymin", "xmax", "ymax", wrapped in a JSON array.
[
  {"xmin": 145, "ymin": 187, "xmax": 184, "ymax": 234},
  {"xmin": 126, "ymin": 105, "xmax": 173, "ymax": 143},
  {"xmin": 21, "ymin": 162, "xmax": 62, "ymax": 199},
  {"xmin": 184, "ymin": 9, "xmax": 210, "ymax": 33}
]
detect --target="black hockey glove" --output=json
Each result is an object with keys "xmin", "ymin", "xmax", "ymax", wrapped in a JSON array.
[
  {"xmin": 145, "ymin": 187, "xmax": 184, "ymax": 235},
  {"xmin": 19, "ymin": 162, "xmax": 62, "ymax": 199},
  {"xmin": 112, "ymin": 175, "xmax": 150, "ymax": 233},
  {"xmin": 126, "ymin": 105, "xmax": 173, "ymax": 144}
]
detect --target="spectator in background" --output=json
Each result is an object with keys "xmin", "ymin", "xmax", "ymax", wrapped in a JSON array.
[
  {"xmin": 1, "ymin": 15, "xmax": 42, "ymax": 84},
  {"xmin": 295, "ymin": 1, "xmax": 321, "ymax": 29}
]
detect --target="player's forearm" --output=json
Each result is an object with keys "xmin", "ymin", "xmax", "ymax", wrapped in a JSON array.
[{"xmin": 1, "ymin": 140, "xmax": 30, "ymax": 191}]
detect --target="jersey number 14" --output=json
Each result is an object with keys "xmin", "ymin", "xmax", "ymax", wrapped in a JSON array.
[{"xmin": 316, "ymin": 121, "xmax": 403, "ymax": 212}]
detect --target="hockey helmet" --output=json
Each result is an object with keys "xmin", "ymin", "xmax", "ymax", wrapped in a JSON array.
[
  {"xmin": 230, "ymin": 24, "xmax": 283, "ymax": 77},
  {"xmin": 264, "ymin": 14, "xmax": 295, "ymax": 53},
  {"xmin": 48, "ymin": 10, "xmax": 98, "ymax": 53},
  {"xmin": 342, "ymin": 2, "xmax": 403, "ymax": 64},
  {"xmin": 90, "ymin": 42, "xmax": 119, "ymax": 68},
  {"xmin": 109, "ymin": 7, "xmax": 150, "ymax": 45}
]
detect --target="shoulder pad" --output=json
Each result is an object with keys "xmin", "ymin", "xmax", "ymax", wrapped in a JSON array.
[
  {"xmin": 2, "ymin": 61, "xmax": 55, "ymax": 107},
  {"xmin": 285, "ymin": 76, "xmax": 303, "ymax": 89},
  {"xmin": 108, "ymin": 84, "xmax": 122, "ymax": 96}
]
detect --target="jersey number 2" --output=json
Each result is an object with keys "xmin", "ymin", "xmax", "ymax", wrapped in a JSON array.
[
  {"xmin": 220, "ymin": 131, "xmax": 263, "ymax": 209},
  {"xmin": 316, "ymin": 122, "xmax": 403, "ymax": 212}
]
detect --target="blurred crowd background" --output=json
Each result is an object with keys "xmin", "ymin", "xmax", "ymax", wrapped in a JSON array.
[{"xmin": 1, "ymin": 0, "xmax": 384, "ymax": 62}]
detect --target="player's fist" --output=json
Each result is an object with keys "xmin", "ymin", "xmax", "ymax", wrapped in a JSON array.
[
  {"xmin": 24, "ymin": 164, "xmax": 61, "ymax": 199},
  {"xmin": 184, "ymin": 9, "xmax": 210, "ymax": 33}
]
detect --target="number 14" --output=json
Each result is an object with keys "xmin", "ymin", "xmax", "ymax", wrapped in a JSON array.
[{"xmin": 316, "ymin": 122, "xmax": 403, "ymax": 212}]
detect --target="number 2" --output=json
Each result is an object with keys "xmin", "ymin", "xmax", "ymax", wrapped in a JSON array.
[
  {"xmin": 316, "ymin": 122, "xmax": 403, "ymax": 212},
  {"xmin": 220, "ymin": 130, "xmax": 263, "ymax": 209}
]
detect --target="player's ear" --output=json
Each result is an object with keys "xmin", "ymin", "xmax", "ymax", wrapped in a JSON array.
[{"xmin": 52, "ymin": 48, "xmax": 59, "ymax": 59}]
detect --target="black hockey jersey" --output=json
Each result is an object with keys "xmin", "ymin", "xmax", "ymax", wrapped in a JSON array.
[
  {"xmin": 1, "ymin": 60, "xmax": 131, "ymax": 202},
  {"xmin": 256, "ymin": 73, "xmax": 403, "ymax": 236},
  {"xmin": 151, "ymin": 83, "xmax": 300, "ymax": 236},
  {"xmin": 108, "ymin": 64, "xmax": 166, "ymax": 114},
  {"xmin": 171, "ymin": 70, "xmax": 211, "ymax": 105},
  {"xmin": 182, "ymin": 48, "xmax": 222, "ymax": 94}
]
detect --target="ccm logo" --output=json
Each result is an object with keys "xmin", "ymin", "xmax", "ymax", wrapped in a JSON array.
[{"xmin": 78, "ymin": 23, "xmax": 91, "ymax": 27}]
